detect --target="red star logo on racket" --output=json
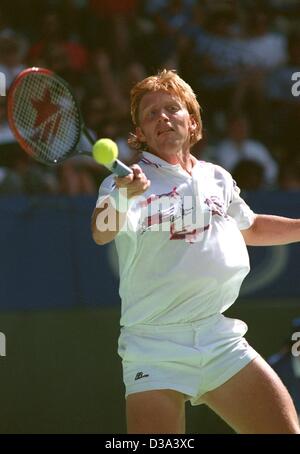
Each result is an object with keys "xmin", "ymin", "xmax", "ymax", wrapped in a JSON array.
[
  {"xmin": 30, "ymin": 87, "xmax": 62, "ymax": 145},
  {"xmin": 31, "ymin": 87, "xmax": 60, "ymax": 127}
]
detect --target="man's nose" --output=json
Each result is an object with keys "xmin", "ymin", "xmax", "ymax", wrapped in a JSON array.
[{"xmin": 157, "ymin": 110, "xmax": 169, "ymax": 121}]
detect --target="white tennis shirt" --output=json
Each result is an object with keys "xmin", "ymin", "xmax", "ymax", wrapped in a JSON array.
[{"xmin": 96, "ymin": 151, "xmax": 255, "ymax": 326}]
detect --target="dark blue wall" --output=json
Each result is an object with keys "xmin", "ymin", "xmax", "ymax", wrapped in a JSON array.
[
  {"xmin": 242, "ymin": 191, "xmax": 300, "ymax": 299},
  {"xmin": 0, "ymin": 196, "xmax": 119, "ymax": 311}
]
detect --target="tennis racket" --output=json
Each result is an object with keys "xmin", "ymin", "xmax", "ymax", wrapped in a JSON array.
[{"xmin": 7, "ymin": 67, "xmax": 132, "ymax": 176}]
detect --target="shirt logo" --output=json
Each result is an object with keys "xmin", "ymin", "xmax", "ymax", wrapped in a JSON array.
[
  {"xmin": 135, "ymin": 372, "xmax": 149, "ymax": 380},
  {"xmin": 138, "ymin": 187, "xmax": 212, "ymax": 243}
]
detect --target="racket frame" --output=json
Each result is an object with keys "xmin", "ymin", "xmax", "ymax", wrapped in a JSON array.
[{"xmin": 7, "ymin": 67, "xmax": 90, "ymax": 164}]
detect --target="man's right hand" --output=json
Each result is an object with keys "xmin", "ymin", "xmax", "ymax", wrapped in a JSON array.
[
  {"xmin": 91, "ymin": 164, "xmax": 150, "ymax": 245},
  {"xmin": 114, "ymin": 164, "xmax": 150, "ymax": 199}
]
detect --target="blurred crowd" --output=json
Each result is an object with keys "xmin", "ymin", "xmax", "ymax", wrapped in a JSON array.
[{"xmin": 0, "ymin": 0, "xmax": 300, "ymax": 195}]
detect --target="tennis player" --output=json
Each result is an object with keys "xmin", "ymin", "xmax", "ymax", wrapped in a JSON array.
[{"xmin": 91, "ymin": 70, "xmax": 300, "ymax": 434}]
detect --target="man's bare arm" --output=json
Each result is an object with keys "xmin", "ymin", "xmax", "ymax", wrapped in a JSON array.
[
  {"xmin": 241, "ymin": 214, "xmax": 300, "ymax": 246},
  {"xmin": 91, "ymin": 199, "xmax": 127, "ymax": 245},
  {"xmin": 91, "ymin": 165, "xmax": 150, "ymax": 245}
]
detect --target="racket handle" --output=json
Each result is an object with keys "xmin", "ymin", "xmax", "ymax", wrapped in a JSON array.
[
  {"xmin": 82, "ymin": 128, "xmax": 132, "ymax": 176},
  {"xmin": 109, "ymin": 159, "xmax": 132, "ymax": 177}
]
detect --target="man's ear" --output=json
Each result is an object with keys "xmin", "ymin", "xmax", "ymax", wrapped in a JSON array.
[
  {"xmin": 135, "ymin": 126, "xmax": 146, "ymax": 143},
  {"xmin": 190, "ymin": 116, "xmax": 201, "ymax": 139},
  {"xmin": 136, "ymin": 126, "xmax": 146, "ymax": 143}
]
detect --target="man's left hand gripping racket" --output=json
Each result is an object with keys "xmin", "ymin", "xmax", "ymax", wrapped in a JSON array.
[{"xmin": 7, "ymin": 67, "xmax": 132, "ymax": 177}]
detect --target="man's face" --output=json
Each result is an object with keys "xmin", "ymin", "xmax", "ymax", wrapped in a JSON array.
[{"xmin": 136, "ymin": 90, "xmax": 196, "ymax": 158}]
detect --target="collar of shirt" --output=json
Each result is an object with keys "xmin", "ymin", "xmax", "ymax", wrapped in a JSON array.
[{"xmin": 141, "ymin": 151, "xmax": 199, "ymax": 178}]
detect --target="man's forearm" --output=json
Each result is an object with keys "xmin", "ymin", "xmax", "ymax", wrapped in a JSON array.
[
  {"xmin": 242, "ymin": 214, "xmax": 300, "ymax": 246},
  {"xmin": 92, "ymin": 166, "xmax": 150, "ymax": 245},
  {"xmin": 91, "ymin": 198, "xmax": 127, "ymax": 245}
]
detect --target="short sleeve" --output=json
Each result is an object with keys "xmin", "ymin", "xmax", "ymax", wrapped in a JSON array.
[
  {"xmin": 95, "ymin": 175, "xmax": 116, "ymax": 208},
  {"xmin": 95, "ymin": 175, "xmax": 139, "ymax": 235},
  {"xmin": 227, "ymin": 179, "xmax": 256, "ymax": 230}
]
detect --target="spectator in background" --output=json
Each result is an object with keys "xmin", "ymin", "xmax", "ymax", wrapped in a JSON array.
[
  {"xmin": 278, "ymin": 160, "xmax": 300, "ymax": 190},
  {"xmin": 0, "ymin": 7, "xmax": 9, "ymax": 36},
  {"xmin": 267, "ymin": 0, "xmax": 300, "ymax": 17},
  {"xmin": 268, "ymin": 318, "xmax": 300, "ymax": 422},
  {"xmin": 13, "ymin": 153, "xmax": 58, "ymax": 195},
  {"xmin": 87, "ymin": 48, "xmax": 128, "ymax": 121},
  {"xmin": 266, "ymin": 30, "xmax": 300, "ymax": 159},
  {"xmin": 81, "ymin": 93, "xmax": 110, "ymax": 139},
  {"xmin": 0, "ymin": 166, "xmax": 23, "ymax": 195},
  {"xmin": 0, "ymin": 97, "xmax": 15, "ymax": 145},
  {"xmin": 232, "ymin": 159, "xmax": 265, "ymax": 191},
  {"xmin": 0, "ymin": 34, "xmax": 25, "ymax": 88},
  {"xmin": 213, "ymin": 114, "xmax": 278, "ymax": 187},
  {"xmin": 267, "ymin": 30, "xmax": 300, "ymax": 104},
  {"xmin": 0, "ymin": 166, "xmax": 24, "ymax": 195},
  {"xmin": 120, "ymin": 61, "xmax": 147, "ymax": 104},
  {"xmin": 0, "ymin": 5, "xmax": 28, "ymax": 48},
  {"xmin": 87, "ymin": 0, "xmax": 138, "ymax": 68},
  {"xmin": 0, "ymin": 96, "xmax": 24, "ymax": 193},
  {"xmin": 231, "ymin": 7, "xmax": 287, "ymax": 141},
  {"xmin": 84, "ymin": 49, "xmax": 147, "ymax": 161},
  {"xmin": 241, "ymin": 8, "xmax": 287, "ymax": 70},
  {"xmin": 22, "ymin": 167, "xmax": 57, "ymax": 194},
  {"xmin": 148, "ymin": 0, "xmax": 195, "ymax": 68},
  {"xmin": 57, "ymin": 160, "xmax": 98, "ymax": 196},
  {"xmin": 81, "ymin": 91, "xmax": 138, "ymax": 166},
  {"xmin": 27, "ymin": 10, "xmax": 88, "ymax": 84},
  {"xmin": 190, "ymin": 7, "xmax": 244, "ymax": 118}
]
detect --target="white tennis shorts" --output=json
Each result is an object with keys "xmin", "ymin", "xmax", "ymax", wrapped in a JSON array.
[{"xmin": 118, "ymin": 313, "xmax": 258, "ymax": 405}]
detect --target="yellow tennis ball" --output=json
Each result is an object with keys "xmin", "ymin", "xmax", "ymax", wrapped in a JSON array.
[{"xmin": 92, "ymin": 138, "xmax": 118, "ymax": 165}]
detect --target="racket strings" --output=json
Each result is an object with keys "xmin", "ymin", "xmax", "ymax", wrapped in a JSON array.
[{"xmin": 12, "ymin": 74, "xmax": 81, "ymax": 163}]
